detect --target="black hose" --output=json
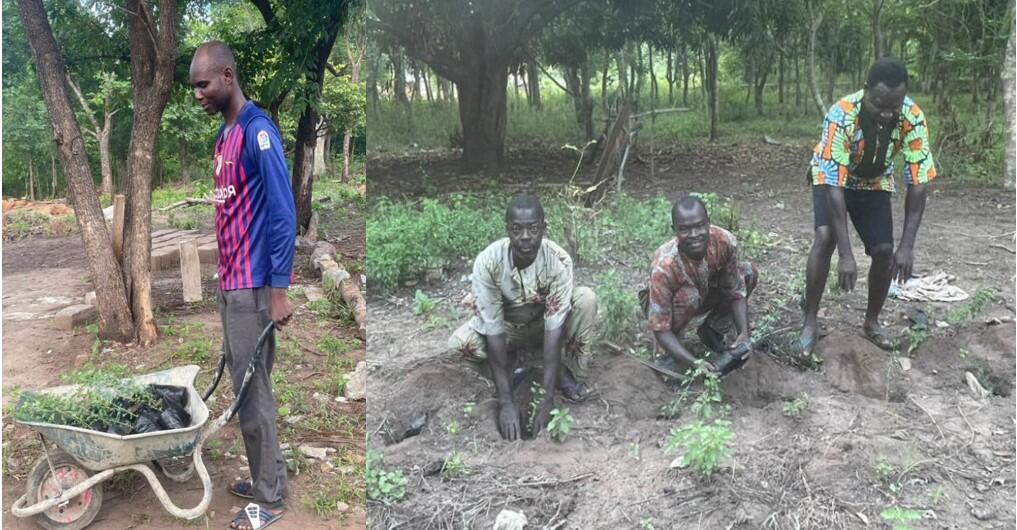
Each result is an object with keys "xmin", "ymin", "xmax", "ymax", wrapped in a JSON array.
[{"xmin": 224, "ymin": 322, "xmax": 276, "ymax": 423}]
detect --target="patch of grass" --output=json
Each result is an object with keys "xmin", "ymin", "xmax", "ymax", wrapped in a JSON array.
[
  {"xmin": 413, "ymin": 289, "xmax": 436, "ymax": 315},
  {"xmin": 875, "ymin": 457, "xmax": 901, "ymax": 492},
  {"xmin": 317, "ymin": 336, "xmax": 359, "ymax": 356},
  {"xmin": 366, "ymin": 450, "xmax": 407, "ymax": 503},
  {"xmin": 302, "ymin": 473, "xmax": 365, "ymax": 519},
  {"xmin": 165, "ymin": 205, "xmax": 214, "ymax": 230},
  {"xmin": 441, "ymin": 449, "xmax": 465, "ymax": 479},
  {"xmin": 782, "ymin": 393, "xmax": 810, "ymax": 418},
  {"xmin": 880, "ymin": 505, "xmax": 922, "ymax": 530},
  {"xmin": 2, "ymin": 210, "xmax": 77, "ymax": 240},
  {"xmin": 594, "ymin": 269, "xmax": 640, "ymax": 345},
  {"xmin": 170, "ymin": 338, "xmax": 214, "ymax": 364},
  {"xmin": 948, "ymin": 287, "xmax": 995, "ymax": 323}
]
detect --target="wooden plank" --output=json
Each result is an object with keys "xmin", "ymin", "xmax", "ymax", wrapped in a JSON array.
[
  {"xmin": 151, "ymin": 246, "xmax": 180, "ymax": 271},
  {"xmin": 112, "ymin": 194, "xmax": 126, "ymax": 260},
  {"xmin": 180, "ymin": 241, "xmax": 203, "ymax": 302}
]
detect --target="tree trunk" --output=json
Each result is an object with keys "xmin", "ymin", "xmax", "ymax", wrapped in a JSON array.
[
  {"xmin": 423, "ymin": 68, "xmax": 433, "ymax": 101},
  {"xmin": 314, "ymin": 121, "xmax": 327, "ymax": 177},
  {"xmin": 100, "ymin": 104, "xmax": 114, "ymax": 196},
  {"xmin": 15, "ymin": 0, "xmax": 134, "ymax": 341},
  {"xmin": 601, "ymin": 59, "xmax": 609, "ymax": 112},
  {"xmin": 342, "ymin": 132, "xmax": 352, "ymax": 182},
  {"xmin": 580, "ymin": 59, "xmax": 594, "ymax": 141},
  {"xmin": 51, "ymin": 150, "xmax": 57, "ymax": 197},
  {"xmin": 123, "ymin": 0, "xmax": 177, "ymax": 346},
  {"xmin": 825, "ymin": 42, "xmax": 838, "ymax": 104},
  {"xmin": 705, "ymin": 34, "xmax": 720, "ymax": 142},
  {"xmin": 456, "ymin": 65, "xmax": 509, "ymax": 172},
  {"xmin": 872, "ymin": 0, "xmax": 884, "ymax": 60},
  {"xmin": 179, "ymin": 139, "xmax": 190, "ymax": 183},
  {"xmin": 808, "ymin": 11, "xmax": 827, "ymax": 116},
  {"xmin": 392, "ymin": 49, "xmax": 408, "ymax": 104},
  {"xmin": 27, "ymin": 155, "xmax": 35, "ymax": 200},
  {"xmin": 682, "ymin": 45, "xmax": 690, "ymax": 106},
  {"xmin": 794, "ymin": 38, "xmax": 801, "ymax": 108},
  {"xmin": 754, "ymin": 50, "xmax": 774, "ymax": 116},
  {"xmin": 526, "ymin": 58, "xmax": 541, "ymax": 109},
  {"xmin": 1004, "ymin": 16, "xmax": 1015, "ymax": 189},
  {"xmin": 666, "ymin": 49, "xmax": 674, "ymax": 105},
  {"xmin": 616, "ymin": 50, "xmax": 627, "ymax": 104},
  {"xmin": 778, "ymin": 47, "xmax": 785, "ymax": 104},
  {"xmin": 648, "ymin": 44, "xmax": 657, "ymax": 107}
]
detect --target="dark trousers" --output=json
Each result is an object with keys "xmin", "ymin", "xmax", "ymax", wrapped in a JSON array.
[{"xmin": 218, "ymin": 287, "xmax": 288, "ymax": 508}]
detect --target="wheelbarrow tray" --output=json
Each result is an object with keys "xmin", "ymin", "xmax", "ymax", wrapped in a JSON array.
[{"xmin": 14, "ymin": 365, "xmax": 210, "ymax": 472}]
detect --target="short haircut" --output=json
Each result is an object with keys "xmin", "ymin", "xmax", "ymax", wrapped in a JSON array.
[
  {"xmin": 866, "ymin": 57, "xmax": 908, "ymax": 89},
  {"xmin": 505, "ymin": 193, "xmax": 544, "ymax": 223},
  {"xmin": 672, "ymin": 195, "xmax": 708, "ymax": 226},
  {"xmin": 194, "ymin": 41, "xmax": 237, "ymax": 75}
]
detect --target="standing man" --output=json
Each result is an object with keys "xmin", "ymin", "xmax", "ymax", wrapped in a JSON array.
[
  {"xmin": 800, "ymin": 57, "xmax": 936, "ymax": 357},
  {"xmin": 190, "ymin": 41, "xmax": 295, "ymax": 530},
  {"xmin": 642, "ymin": 196, "xmax": 758, "ymax": 376},
  {"xmin": 448, "ymin": 195, "xmax": 597, "ymax": 441}
]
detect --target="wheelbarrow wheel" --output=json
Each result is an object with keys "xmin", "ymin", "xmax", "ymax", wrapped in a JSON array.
[{"xmin": 25, "ymin": 450, "xmax": 103, "ymax": 530}]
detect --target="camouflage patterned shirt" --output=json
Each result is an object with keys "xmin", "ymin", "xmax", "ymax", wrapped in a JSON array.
[{"xmin": 646, "ymin": 227, "xmax": 747, "ymax": 334}]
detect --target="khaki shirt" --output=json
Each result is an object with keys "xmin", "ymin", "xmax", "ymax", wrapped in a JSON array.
[{"xmin": 469, "ymin": 238, "xmax": 574, "ymax": 335}]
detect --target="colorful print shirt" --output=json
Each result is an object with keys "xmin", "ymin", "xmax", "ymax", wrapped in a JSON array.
[
  {"xmin": 810, "ymin": 90, "xmax": 937, "ymax": 192},
  {"xmin": 469, "ymin": 238, "xmax": 574, "ymax": 335},
  {"xmin": 646, "ymin": 227, "xmax": 746, "ymax": 334}
]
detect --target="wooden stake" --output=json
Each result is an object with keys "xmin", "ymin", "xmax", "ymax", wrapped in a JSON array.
[{"xmin": 179, "ymin": 240, "xmax": 202, "ymax": 303}]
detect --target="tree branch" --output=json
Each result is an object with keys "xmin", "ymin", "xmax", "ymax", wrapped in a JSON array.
[{"xmin": 66, "ymin": 74, "xmax": 101, "ymax": 133}]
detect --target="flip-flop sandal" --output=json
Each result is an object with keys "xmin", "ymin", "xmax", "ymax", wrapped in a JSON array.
[
  {"xmin": 798, "ymin": 333, "xmax": 818, "ymax": 358},
  {"xmin": 559, "ymin": 381, "xmax": 592, "ymax": 404},
  {"xmin": 863, "ymin": 328, "xmax": 896, "ymax": 351},
  {"xmin": 228, "ymin": 505, "xmax": 284, "ymax": 530},
  {"xmin": 229, "ymin": 480, "xmax": 254, "ymax": 499}
]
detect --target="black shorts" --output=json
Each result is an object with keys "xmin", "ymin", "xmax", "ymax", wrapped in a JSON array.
[{"xmin": 812, "ymin": 185, "xmax": 893, "ymax": 256}]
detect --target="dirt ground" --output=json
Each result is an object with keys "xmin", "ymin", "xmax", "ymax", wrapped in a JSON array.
[
  {"xmin": 2, "ymin": 201, "xmax": 366, "ymax": 529},
  {"xmin": 365, "ymin": 141, "xmax": 1016, "ymax": 529}
]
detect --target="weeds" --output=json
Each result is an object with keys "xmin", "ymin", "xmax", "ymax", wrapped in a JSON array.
[
  {"xmin": 441, "ymin": 449, "xmax": 465, "ymax": 479},
  {"xmin": 948, "ymin": 287, "xmax": 995, "ymax": 322},
  {"xmin": 413, "ymin": 290, "xmax": 436, "ymax": 315},
  {"xmin": 663, "ymin": 365, "xmax": 734, "ymax": 477},
  {"xmin": 366, "ymin": 450, "xmax": 407, "ymax": 503},
  {"xmin": 594, "ymin": 269, "xmax": 640, "ymax": 344},
  {"xmin": 880, "ymin": 505, "xmax": 921, "ymax": 530},
  {"xmin": 782, "ymin": 393, "xmax": 810, "ymax": 418},
  {"xmin": 2, "ymin": 210, "xmax": 77, "ymax": 240}
]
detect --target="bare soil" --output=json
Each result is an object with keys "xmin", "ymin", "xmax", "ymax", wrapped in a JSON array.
[
  {"xmin": 366, "ymin": 141, "xmax": 1016, "ymax": 529},
  {"xmin": 3, "ymin": 203, "xmax": 366, "ymax": 529}
]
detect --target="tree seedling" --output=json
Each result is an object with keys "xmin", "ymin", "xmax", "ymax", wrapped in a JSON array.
[
  {"xmin": 546, "ymin": 408, "xmax": 573, "ymax": 442},
  {"xmin": 413, "ymin": 289, "xmax": 435, "ymax": 315}
]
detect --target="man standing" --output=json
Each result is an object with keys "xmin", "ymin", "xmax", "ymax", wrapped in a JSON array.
[
  {"xmin": 190, "ymin": 41, "xmax": 295, "ymax": 529},
  {"xmin": 643, "ymin": 196, "xmax": 758, "ymax": 375},
  {"xmin": 800, "ymin": 57, "xmax": 936, "ymax": 357},
  {"xmin": 449, "ymin": 195, "xmax": 597, "ymax": 440}
]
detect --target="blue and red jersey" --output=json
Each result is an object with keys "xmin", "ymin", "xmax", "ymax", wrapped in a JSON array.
[{"xmin": 212, "ymin": 101, "xmax": 296, "ymax": 291}]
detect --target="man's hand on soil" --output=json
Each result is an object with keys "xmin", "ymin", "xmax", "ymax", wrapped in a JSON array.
[
  {"xmin": 269, "ymin": 288, "xmax": 293, "ymax": 330},
  {"xmin": 498, "ymin": 401, "xmax": 522, "ymax": 441}
]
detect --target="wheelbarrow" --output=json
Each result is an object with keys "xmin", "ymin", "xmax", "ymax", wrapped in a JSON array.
[{"xmin": 11, "ymin": 322, "xmax": 275, "ymax": 530}]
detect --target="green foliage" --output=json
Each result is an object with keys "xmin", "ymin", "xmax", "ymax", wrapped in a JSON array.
[
  {"xmin": 2, "ymin": 211, "xmax": 77, "ymax": 240},
  {"xmin": 366, "ymin": 450, "xmax": 407, "ymax": 503},
  {"xmin": 948, "ymin": 287, "xmax": 995, "ymax": 323},
  {"xmin": 528, "ymin": 382, "xmax": 546, "ymax": 434},
  {"xmin": 413, "ymin": 290, "xmax": 436, "ymax": 315},
  {"xmin": 880, "ymin": 506, "xmax": 922, "ymax": 530},
  {"xmin": 662, "ymin": 366, "xmax": 735, "ymax": 476},
  {"xmin": 664, "ymin": 418, "xmax": 734, "ymax": 477},
  {"xmin": 445, "ymin": 420, "xmax": 460, "ymax": 436},
  {"xmin": 462, "ymin": 402, "xmax": 475, "ymax": 417},
  {"xmin": 547, "ymin": 408, "xmax": 574, "ymax": 442},
  {"xmin": 15, "ymin": 370, "xmax": 162, "ymax": 432},
  {"xmin": 782, "ymin": 393, "xmax": 810, "ymax": 418},
  {"xmin": 440, "ymin": 449, "xmax": 465, "ymax": 479},
  {"xmin": 594, "ymin": 269, "xmax": 640, "ymax": 344},
  {"xmin": 875, "ymin": 457, "xmax": 901, "ymax": 492}
]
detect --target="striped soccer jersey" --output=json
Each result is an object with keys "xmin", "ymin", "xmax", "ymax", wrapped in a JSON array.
[{"xmin": 212, "ymin": 101, "xmax": 296, "ymax": 291}]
